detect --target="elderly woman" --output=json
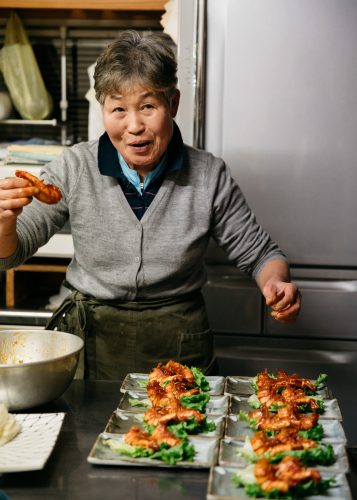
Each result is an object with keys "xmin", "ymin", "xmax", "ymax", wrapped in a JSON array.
[{"xmin": 0, "ymin": 30, "xmax": 300, "ymax": 379}]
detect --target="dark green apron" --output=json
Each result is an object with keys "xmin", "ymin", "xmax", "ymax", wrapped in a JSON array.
[{"xmin": 46, "ymin": 281, "xmax": 217, "ymax": 380}]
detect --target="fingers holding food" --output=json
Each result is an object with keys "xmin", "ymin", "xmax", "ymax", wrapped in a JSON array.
[
  {"xmin": 15, "ymin": 170, "xmax": 62, "ymax": 205},
  {"xmin": 0, "ymin": 177, "xmax": 39, "ymax": 219}
]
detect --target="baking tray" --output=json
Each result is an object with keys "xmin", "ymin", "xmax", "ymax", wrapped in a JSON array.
[
  {"xmin": 87, "ymin": 432, "xmax": 219, "ymax": 468},
  {"xmin": 206, "ymin": 466, "xmax": 351, "ymax": 499},
  {"xmin": 121, "ymin": 373, "xmax": 225, "ymax": 396},
  {"xmin": 104, "ymin": 409, "xmax": 226, "ymax": 438},
  {"xmin": 224, "ymin": 415, "xmax": 347, "ymax": 443},
  {"xmin": 229, "ymin": 396, "xmax": 343, "ymax": 420},
  {"xmin": 224, "ymin": 375, "xmax": 331, "ymax": 398},
  {"xmin": 118, "ymin": 390, "xmax": 230, "ymax": 415},
  {"xmin": 218, "ymin": 438, "xmax": 349, "ymax": 473}
]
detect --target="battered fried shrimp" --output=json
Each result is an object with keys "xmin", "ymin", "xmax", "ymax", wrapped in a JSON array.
[
  {"xmin": 15, "ymin": 170, "xmax": 62, "ymax": 205},
  {"xmin": 250, "ymin": 428, "xmax": 317, "ymax": 456},
  {"xmin": 254, "ymin": 456, "xmax": 321, "ymax": 493},
  {"xmin": 148, "ymin": 360, "xmax": 195, "ymax": 386},
  {"xmin": 250, "ymin": 404, "xmax": 319, "ymax": 432},
  {"xmin": 144, "ymin": 404, "xmax": 205, "ymax": 426},
  {"xmin": 164, "ymin": 379, "xmax": 200, "ymax": 399},
  {"xmin": 281, "ymin": 387, "xmax": 321, "ymax": 410},
  {"xmin": 151, "ymin": 424, "xmax": 182, "ymax": 448},
  {"xmin": 124, "ymin": 426, "xmax": 159, "ymax": 451},
  {"xmin": 273, "ymin": 370, "xmax": 316, "ymax": 393}
]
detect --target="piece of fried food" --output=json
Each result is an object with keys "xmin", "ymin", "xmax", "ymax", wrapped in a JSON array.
[{"xmin": 15, "ymin": 170, "xmax": 62, "ymax": 205}]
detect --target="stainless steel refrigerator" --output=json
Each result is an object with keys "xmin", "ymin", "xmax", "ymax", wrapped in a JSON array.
[{"xmin": 174, "ymin": 0, "xmax": 357, "ymax": 444}]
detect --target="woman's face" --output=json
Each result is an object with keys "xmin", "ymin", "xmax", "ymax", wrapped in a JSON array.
[{"xmin": 103, "ymin": 85, "xmax": 180, "ymax": 176}]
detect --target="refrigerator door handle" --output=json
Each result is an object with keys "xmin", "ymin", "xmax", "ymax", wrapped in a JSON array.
[{"xmin": 293, "ymin": 280, "xmax": 357, "ymax": 292}]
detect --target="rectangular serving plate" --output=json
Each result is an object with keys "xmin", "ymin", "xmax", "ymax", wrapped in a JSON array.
[
  {"xmin": 121, "ymin": 373, "xmax": 226, "ymax": 396},
  {"xmin": 218, "ymin": 438, "xmax": 349, "ymax": 473},
  {"xmin": 229, "ymin": 396, "xmax": 342, "ymax": 420},
  {"xmin": 224, "ymin": 415, "xmax": 347, "ymax": 443},
  {"xmin": 118, "ymin": 391, "xmax": 230, "ymax": 415},
  {"xmin": 224, "ymin": 375, "xmax": 331, "ymax": 398},
  {"xmin": 87, "ymin": 432, "xmax": 219, "ymax": 468},
  {"xmin": 207, "ymin": 466, "xmax": 351, "ymax": 500},
  {"xmin": 105, "ymin": 409, "xmax": 226, "ymax": 438}
]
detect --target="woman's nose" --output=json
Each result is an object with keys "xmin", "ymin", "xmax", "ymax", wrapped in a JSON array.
[{"xmin": 127, "ymin": 112, "xmax": 144, "ymax": 134}]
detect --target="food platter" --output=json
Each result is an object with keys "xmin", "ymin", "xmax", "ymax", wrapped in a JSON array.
[
  {"xmin": 229, "ymin": 396, "xmax": 343, "ymax": 420},
  {"xmin": 104, "ymin": 409, "xmax": 226, "ymax": 438},
  {"xmin": 224, "ymin": 375, "xmax": 332, "ymax": 398},
  {"xmin": 206, "ymin": 467, "xmax": 352, "ymax": 500},
  {"xmin": 88, "ymin": 433, "xmax": 219, "ymax": 468},
  {"xmin": 118, "ymin": 390, "xmax": 230, "ymax": 415},
  {"xmin": 121, "ymin": 373, "xmax": 225, "ymax": 396},
  {"xmin": 224, "ymin": 414, "xmax": 347, "ymax": 443},
  {"xmin": 218, "ymin": 438, "xmax": 349, "ymax": 473}
]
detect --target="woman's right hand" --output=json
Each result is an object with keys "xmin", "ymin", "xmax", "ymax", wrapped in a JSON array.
[{"xmin": 0, "ymin": 176, "xmax": 39, "ymax": 224}]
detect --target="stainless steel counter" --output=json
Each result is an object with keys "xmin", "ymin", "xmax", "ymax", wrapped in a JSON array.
[
  {"xmin": 0, "ymin": 381, "xmax": 208, "ymax": 500},
  {"xmin": 0, "ymin": 380, "xmax": 356, "ymax": 500}
]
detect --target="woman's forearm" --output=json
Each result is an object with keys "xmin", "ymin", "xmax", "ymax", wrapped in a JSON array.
[
  {"xmin": 255, "ymin": 258, "xmax": 291, "ymax": 291},
  {"xmin": 0, "ymin": 221, "xmax": 19, "ymax": 259}
]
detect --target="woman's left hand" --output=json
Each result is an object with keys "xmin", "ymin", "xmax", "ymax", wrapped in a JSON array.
[{"xmin": 263, "ymin": 280, "xmax": 302, "ymax": 323}]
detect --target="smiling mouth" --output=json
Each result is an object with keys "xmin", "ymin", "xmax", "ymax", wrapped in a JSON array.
[{"xmin": 129, "ymin": 141, "xmax": 151, "ymax": 149}]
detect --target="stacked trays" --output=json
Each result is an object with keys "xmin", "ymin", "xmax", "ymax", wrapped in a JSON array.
[
  {"xmin": 87, "ymin": 372, "xmax": 351, "ymax": 499},
  {"xmin": 87, "ymin": 373, "xmax": 227, "ymax": 468},
  {"xmin": 207, "ymin": 375, "xmax": 351, "ymax": 499}
]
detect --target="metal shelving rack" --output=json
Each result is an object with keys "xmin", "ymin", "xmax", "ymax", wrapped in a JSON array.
[{"xmin": 0, "ymin": 25, "xmax": 68, "ymax": 145}]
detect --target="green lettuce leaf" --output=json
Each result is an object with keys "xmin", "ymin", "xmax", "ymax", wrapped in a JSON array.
[
  {"xmin": 232, "ymin": 469, "xmax": 335, "ymax": 499},
  {"xmin": 167, "ymin": 416, "xmax": 216, "ymax": 438},
  {"xmin": 128, "ymin": 398, "xmax": 150, "ymax": 408},
  {"xmin": 104, "ymin": 438, "xmax": 196, "ymax": 465},
  {"xmin": 237, "ymin": 440, "xmax": 335, "ymax": 467},
  {"xmin": 180, "ymin": 393, "xmax": 210, "ymax": 412},
  {"xmin": 191, "ymin": 366, "xmax": 210, "ymax": 392}
]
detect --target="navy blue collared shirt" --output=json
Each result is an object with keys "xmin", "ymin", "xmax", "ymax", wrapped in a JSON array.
[{"xmin": 97, "ymin": 123, "xmax": 186, "ymax": 220}]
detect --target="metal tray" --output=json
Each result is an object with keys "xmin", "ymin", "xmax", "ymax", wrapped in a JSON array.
[
  {"xmin": 229, "ymin": 396, "xmax": 343, "ymax": 420},
  {"xmin": 207, "ymin": 466, "xmax": 351, "ymax": 499},
  {"xmin": 118, "ymin": 391, "xmax": 230, "ymax": 415},
  {"xmin": 87, "ymin": 432, "xmax": 219, "ymax": 468},
  {"xmin": 121, "ymin": 373, "xmax": 225, "ymax": 396},
  {"xmin": 225, "ymin": 375, "xmax": 331, "ymax": 398},
  {"xmin": 224, "ymin": 415, "xmax": 347, "ymax": 443},
  {"xmin": 104, "ymin": 409, "xmax": 226, "ymax": 438},
  {"xmin": 218, "ymin": 438, "xmax": 349, "ymax": 473}
]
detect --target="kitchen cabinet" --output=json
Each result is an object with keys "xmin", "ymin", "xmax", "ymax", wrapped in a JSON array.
[
  {"xmin": 5, "ymin": 260, "xmax": 68, "ymax": 309},
  {"xmin": 0, "ymin": 0, "xmax": 165, "ymax": 9}
]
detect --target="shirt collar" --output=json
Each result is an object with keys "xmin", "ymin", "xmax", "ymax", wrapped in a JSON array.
[
  {"xmin": 118, "ymin": 150, "xmax": 167, "ymax": 194},
  {"xmin": 97, "ymin": 121, "xmax": 186, "ymax": 179}
]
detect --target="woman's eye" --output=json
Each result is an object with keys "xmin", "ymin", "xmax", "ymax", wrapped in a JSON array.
[
  {"xmin": 114, "ymin": 107, "xmax": 125, "ymax": 113},
  {"xmin": 142, "ymin": 103, "xmax": 154, "ymax": 110}
]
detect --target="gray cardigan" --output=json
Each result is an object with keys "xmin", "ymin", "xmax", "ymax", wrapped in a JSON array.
[{"xmin": 0, "ymin": 140, "xmax": 286, "ymax": 300}]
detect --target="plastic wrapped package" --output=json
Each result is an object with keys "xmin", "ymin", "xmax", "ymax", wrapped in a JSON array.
[{"xmin": 0, "ymin": 11, "xmax": 52, "ymax": 120}]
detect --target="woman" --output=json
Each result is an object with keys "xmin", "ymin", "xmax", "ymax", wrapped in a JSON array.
[{"xmin": 0, "ymin": 30, "xmax": 301, "ymax": 379}]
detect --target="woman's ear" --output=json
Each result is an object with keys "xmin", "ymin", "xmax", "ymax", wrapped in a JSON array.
[{"xmin": 170, "ymin": 89, "xmax": 180, "ymax": 118}]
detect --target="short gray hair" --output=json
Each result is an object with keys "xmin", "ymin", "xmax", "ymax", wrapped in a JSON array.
[{"xmin": 94, "ymin": 30, "xmax": 178, "ymax": 105}]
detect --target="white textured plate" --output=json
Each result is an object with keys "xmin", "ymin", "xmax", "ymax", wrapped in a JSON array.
[{"xmin": 0, "ymin": 413, "xmax": 65, "ymax": 472}]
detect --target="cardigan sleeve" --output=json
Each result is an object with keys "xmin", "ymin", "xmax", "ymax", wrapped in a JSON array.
[{"xmin": 207, "ymin": 156, "xmax": 286, "ymax": 278}]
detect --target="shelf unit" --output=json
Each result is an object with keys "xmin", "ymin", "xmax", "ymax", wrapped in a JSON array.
[{"xmin": 0, "ymin": 1, "xmax": 165, "ymax": 9}]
